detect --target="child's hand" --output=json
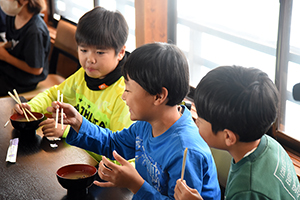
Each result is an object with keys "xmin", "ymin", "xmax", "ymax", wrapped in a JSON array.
[
  {"xmin": 14, "ymin": 103, "xmax": 31, "ymax": 115},
  {"xmin": 46, "ymin": 101, "xmax": 83, "ymax": 132},
  {"xmin": 174, "ymin": 179, "xmax": 203, "ymax": 200},
  {"xmin": 39, "ymin": 118, "xmax": 66, "ymax": 138},
  {"xmin": 93, "ymin": 150, "xmax": 144, "ymax": 194}
]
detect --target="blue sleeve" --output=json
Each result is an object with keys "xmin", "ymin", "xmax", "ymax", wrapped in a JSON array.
[
  {"xmin": 134, "ymin": 149, "xmax": 218, "ymax": 200},
  {"xmin": 66, "ymin": 117, "xmax": 136, "ymax": 160},
  {"xmin": 165, "ymin": 149, "xmax": 218, "ymax": 200},
  {"xmin": 134, "ymin": 181, "xmax": 173, "ymax": 200}
]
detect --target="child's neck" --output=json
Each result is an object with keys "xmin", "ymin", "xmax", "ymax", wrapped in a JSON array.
[
  {"xmin": 15, "ymin": 8, "xmax": 33, "ymax": 30},
  {"xmin": 150, "ymin": 106, "xmax": 182, "ymax": 137},
  {"xmin": 229, "ymin": 139, "xmax": 261, "ymax": 163}
]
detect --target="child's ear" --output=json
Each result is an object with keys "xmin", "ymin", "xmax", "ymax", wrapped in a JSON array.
[
  {"xmin": 154, "ymin": 87, "xmax": 168, "ymax": 105},
  {"xmin": 117, "ymin": 46, "xmax": 126, "ymax": 61},
  {"xmin": 223, "ymin": 129, "xmax": 238, "ymax": 147}
]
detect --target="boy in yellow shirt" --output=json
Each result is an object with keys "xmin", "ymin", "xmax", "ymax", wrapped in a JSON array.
[{"xmin": 14, "ymin": 6, "xmax": 132, "ymax": 161}]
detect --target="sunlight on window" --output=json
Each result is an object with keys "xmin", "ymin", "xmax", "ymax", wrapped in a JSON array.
[
  {"xmin": 290, "ymin": 0, "xmax": 300, "ymax": 54},
  {"xmin": 281, "ymin": 1, "xmax": 300, "ymax": 138},
  {"xmin": 285, "ymin": 101, "xmax": 300, "ymax": 142},
  {"xmin": 99, "ymin": 0, "xmax": 136, "ymax": 52},
  {"xmin": 177, "ymin": 0, "xmax": 279, "ymax": 88},
  {"xmin": 178, "ymin": 0, "xmax": 279, "ymax": 47},
  {"xmin": 56, "ymin": 0, "xmax": 66, "ymax": 12},
  {"xmin": 99, "ymin": 0, "xmax": 117, "ymax": 11},
  {"xmin": 287, "ymin": 62, "xmax": 300, "ymax": 92},
  {"xmin": 71, "ymin": 8, "xmax": 87, "ymax": 21},
  {"xmin": 72, "ymin": 0, "xmax": 93, "ymax": 10},
  {"xmin": 200, "ymin": 33, "xmax": 276, "ymax": 81},
  {"xmin": 176, "ymin": 24, "xmax": 190, "ymax": 52},
  {"xmin": 125, "ymin": 5, "xmax": 135, "ymax": 32},
  {"xmin": 285, "ymin": 61, "xmax": 300, "ymax": 138},
  {"xmin": 190, "ymin": 65, "xmax": 210, "ymax": 87}
]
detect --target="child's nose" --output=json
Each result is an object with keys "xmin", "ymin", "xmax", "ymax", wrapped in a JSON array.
[
  {"xmin": 87, "ymin": 55, "xmax": 96, "ymax": 64},
  {"xmin": 121, "ymin": 91, "xmax": 126, "ymax": 100}
]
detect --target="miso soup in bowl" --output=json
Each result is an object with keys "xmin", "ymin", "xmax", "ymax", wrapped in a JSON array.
[
  {"xmin": 56, "ymin": 164, "xmax": 97, "ymax": 197},
  {"xmin": 10, "ymin": 112, "xmax": 44, "ymax": 132}
]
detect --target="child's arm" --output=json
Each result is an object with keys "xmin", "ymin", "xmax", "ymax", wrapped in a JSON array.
[
  {"xmin": 174, "ymin": 179, "xmax": 203, "ymax": 200},
  {"xmin": 0, "ymin": 45, "xmax": 43, "ymax": 75},
  {"xmin": 47, "ymin": 101, "xmax": 136, "ymax": 159},
  {"xmin": 94, "ymin": 150, "xmax": 144, "ymax": 194}
]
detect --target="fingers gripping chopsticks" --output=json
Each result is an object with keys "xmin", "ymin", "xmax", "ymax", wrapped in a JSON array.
[{"xmin": 8, "ymin": 89, "xmax": 37, "ymax": 122}]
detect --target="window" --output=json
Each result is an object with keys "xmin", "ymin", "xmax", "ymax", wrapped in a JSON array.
[
  {"xmin": 175, "ymin": 0, "xmax": 300, "ymax": 151},
  {"xmin": 281, "ymin": 0, "xmax": 300, "ymax": 142},
  {"xmin": 98, "ymin": 0, "xmax": 136, "ymax": 52},
  {"xmin": 176, "ymin": 0, "xmax": 279, "ymax": 86},
  {"xmin": 49, "ymin": 0, "xmax": 136, "ymax": 52},
  {"xmin": 51, "ymin": 0, "xmax": 93, "ymax": 23}
]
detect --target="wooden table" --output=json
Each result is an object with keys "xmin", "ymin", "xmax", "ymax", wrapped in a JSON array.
[{"xmin": 0, "ymin": 97, "xmax": 133, "ymax": 200}]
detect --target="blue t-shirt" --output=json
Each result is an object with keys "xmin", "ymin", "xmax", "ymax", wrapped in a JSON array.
[{"xmin": 67, "ymin": 105, "xmax": 221, "ymax": 199}]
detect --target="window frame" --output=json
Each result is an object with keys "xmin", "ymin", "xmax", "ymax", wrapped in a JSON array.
[{"xmin": 168, "ymin": 0, "xmax": 300, "ymax": 155}]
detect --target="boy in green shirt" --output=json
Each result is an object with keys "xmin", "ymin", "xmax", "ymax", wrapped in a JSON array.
[{"xmin": 175, "ymin": 65, "xmax": 300, "ymax": 200}]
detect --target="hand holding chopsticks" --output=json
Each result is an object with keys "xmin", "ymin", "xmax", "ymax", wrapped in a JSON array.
[
  {"xmin": 181, "ymin": 148, "xmax": 188, "ymax": 180},
  {"xmin": 8, "ymin": 90, "xmax": 37, "ymax": 122}
]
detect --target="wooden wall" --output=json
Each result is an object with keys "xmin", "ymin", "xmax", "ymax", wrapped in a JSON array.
[{"xmin": 135, "ymin": 0, "xmax": 168, "ymax": 47}]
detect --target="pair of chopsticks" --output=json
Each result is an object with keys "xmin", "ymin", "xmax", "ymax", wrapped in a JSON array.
[
  {"xmin": 55, "ymin": 90, "xmax": 63, "ymax": 130},
  {"xmin": 8, "ymin": 89, "xmax": 37, "ymax": 122}
]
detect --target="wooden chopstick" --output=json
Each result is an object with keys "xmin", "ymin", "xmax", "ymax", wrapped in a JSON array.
[
  {"xmin": 8, "ymin": 91, "xmax": 29, "ymax": 122},
  {"xmin": 181, "ymin": 148, "xmax": 188, "ymax": 180},
  {"xmin": 4, "ymin": 120, "xmax": 10, "ymax": 128},
  {"xmin": 60, "ymin": 93, "xmax": 63, "ymax": 130},
  {"xmin": 8, "ymin": 90, "xmax": 37, "ymax": 121},
  {"xmin": 55, "ymin": 90, "xmax": 60, "ymax": 128},
  {"xmin": 24, "ymin": 108, "xmax": 37, "ymax": 120}
]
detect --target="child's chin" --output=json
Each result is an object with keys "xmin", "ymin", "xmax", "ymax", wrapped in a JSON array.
[
  {"xmin": 86, "ymin": 74, "xmax": 100, "ymax": 79},
  {"xmin": 129, "ymin": 115, "xmax": 137, "ymax": 121}
]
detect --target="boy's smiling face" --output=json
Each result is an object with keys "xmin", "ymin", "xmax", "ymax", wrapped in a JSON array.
[
  {"xmin": 122, "ymin": 76, "xmax": 155, "ymax": 121},
  {"xmin": 78, "ymin": 45, "xmax": 125, "ymax": 79}
]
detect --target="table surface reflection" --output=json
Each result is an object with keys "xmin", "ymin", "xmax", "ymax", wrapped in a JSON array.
[{"xmin": 0, "ymin": 97, "xmax": 133, "ymax": 200}]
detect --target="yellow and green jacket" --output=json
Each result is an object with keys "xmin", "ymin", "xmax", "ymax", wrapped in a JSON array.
[{"xmin": 28, "ymin": 67, "xmax": 133, "ymax": 162}]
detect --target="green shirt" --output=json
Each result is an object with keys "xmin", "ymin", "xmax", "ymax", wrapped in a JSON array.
[{"xmin": 225, "ymin": 135, "xmax": 300, "ymax": 200}]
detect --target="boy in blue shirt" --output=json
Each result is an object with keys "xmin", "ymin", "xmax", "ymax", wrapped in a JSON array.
[
  {"xmin": 47, "ymin": 43, "xmax": 221, "ymax": 199},
  {"xmin": 175, "ymin": 65, "xmax": 300, "ymax": 200}
]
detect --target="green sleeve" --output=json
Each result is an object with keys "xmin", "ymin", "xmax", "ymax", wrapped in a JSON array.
[
  {"xmin": 28, "ymin": 85, "xmax": 61, "ymax": 114},
  {"xmin": 62, "ymin": 125, "xmax": 70, "ymax": 138},
  {"xmin": 28, "ymin": 68, "xmax": 82, "ymax": 113}
]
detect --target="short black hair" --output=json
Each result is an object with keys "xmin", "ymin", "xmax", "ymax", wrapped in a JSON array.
[
  {"xmin": 26, "ymin": 0, "xmax": 46, "ymax": 14},
  {"xmin": 75, "ymin": 6, "xmax": 128, "ymax": 55},
  {"xmin": 122, "ymin": 43, "xmax": 189, "ymax": 106},
  {"xmin": 194, "ymin": 65, "xmax": 279, "ymax": 142}
]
